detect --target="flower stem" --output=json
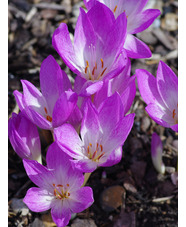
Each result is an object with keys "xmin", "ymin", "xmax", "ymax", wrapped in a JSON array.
[{"xmin": 82, "ymin": 172, "xmax": 92, "ymax": 187}]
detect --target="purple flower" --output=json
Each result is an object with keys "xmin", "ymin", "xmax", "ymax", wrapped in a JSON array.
[
  {"xmin": 13, "ymin": 55, "xmax": 78, "ymax": 130},
  {"xmin": 136, "ymin": 61, "xmax": 178, "ymax": 132},
  {"xmin": 84, "ymin": 0, "xmax": 160, "ymax": 59},
  {"xmin": 93, "ymin": 58, "xmax": 136, "ymax": 114},
  {"xmin": 23, "ymin": 142, "xmax": 94, "ymax": 227},
  {"xmin": 8, "ymin": 112, "xmax": 41, "ymax": 163},
  {"xmin": 151, "ymin": 133, "xmax": 165, "ymax": 174},
  {"xmin": 52, "ymin": 3, "xmax": 128, "ymax": 95},
  {"xmin": 54, "ymin": 94, "xmax": 135, "ymax": 172}
]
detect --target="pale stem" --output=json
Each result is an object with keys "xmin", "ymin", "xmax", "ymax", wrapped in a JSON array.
[{"xmin": 82, "ymin": 172, "xmax": 92, "ymax": 187}]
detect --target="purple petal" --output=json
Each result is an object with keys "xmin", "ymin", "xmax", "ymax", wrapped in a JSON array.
[
  {"xmin": 103, "ymin": 113, "xmax": 135, "ymax": 153},
  {"xmin": 54, "ymin": 124, "xmax": 84, "ymax": 159},
  {"xmin": 46, "ymin": 142, "xmax": 85, "ymax": 188},
  {"xmin": 24, "ymin": 187, "xmax": 53, "ymax": 212},
  {"xmin": 80, "ymin": 100, "xmax": 102, "ymax": 145},
  {"xmin": 120, "ymin": 76, "xmax": 136, "ymax": 115},
  {"xmin": 67, "ymin": 105, "xmax": 83, "ymax": 131},
  {"xmin": 100, "ymin": 146, "xmax": 122, "ymax": 167},
  {"xmin": 40, "ymin": 55, "xmax": 71, "ymax": 113},
  {"xmin": 170, "ymin": 124, "xmax": 178, "ymax": 132},
  {"xmin": 51, "ymin": 200, "xmax": 71, "ymax": 227},
  {"xmin": 69, "ymin": 187, "xmax": 94, "ymax": 213},
  {"xmin": 124, "ymin": 34, "xmax": 152, "ymax": 59},
  {"xmin": 129, "ymin": 9, "xmax": 161, "ymax": 34},
  {"xmin": 71, "ymin": 159, "xmax": 98, "ymax": 173},
  {"xmin": 136, "ymin": 69, "xmax": 165, "ymax": 107},
  {"xmin": 23, "ymin": 159, "xmax": 53, "ymax": 189},
  {"xmin": 52, "ymin": 23, "xmax": 80, "ymax": 75},
  {"xmin": 151, "ymin": 133, "xmax": 165, "ymax": 174},
  {"xmin": 52, "ymin": 90, "xmax": 78, "ymax": 128},
  {"xmin": 145, "ymin": 103, "xmax": 173, "ymax": 128},
  {"xmin": 13, "ymin": 90, "xmax": 25, "ymax": 111},
  {"xmin": 78, "ymin": 80, "xmax": 104, "ymax": 96},
  {"xmin": 156, "ymin": 61, "xmax": 178, "ymax": 110},
  {"xmin": 98, "ymin": 93, "xmax": 124, "ymax": 136}
]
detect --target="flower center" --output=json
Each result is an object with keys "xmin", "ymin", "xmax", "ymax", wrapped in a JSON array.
[
  {"xmin": 52, "ymin": 183, "xmax": 70, "ymax": 200},
  {"xmin": 87, "ymin": 143, "xmax": 105, "ymax": 162},
  {"xmin": 44, "ymin": 107, "xmax": 52, "ymax": 122},
  {"xmin": 84, "ymin": 58, "xmax": 107, "ymax": 81}
]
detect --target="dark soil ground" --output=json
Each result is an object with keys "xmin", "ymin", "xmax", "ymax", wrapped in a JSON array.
[{"xmin": 8, "ymin": 0, "xmax": 178, "ymax": 226}]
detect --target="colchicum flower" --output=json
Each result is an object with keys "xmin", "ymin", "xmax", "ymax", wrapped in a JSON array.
[
  {"xmin": 84, "ymin": 0, "xmax": 160, "ymax": 59},
  {"xmin": 151, "ymin": 132, "xmax": 165, "ymax": 174},
  {"xmin": 23, "ymin": 142, "xmax": 94, "ymax": 227},
  {"xmin": 54, "ymin": 94, "xmax": 135, "ymax": 172},
  {"xmin": 13, "ymin": 55, "xmax": 78, "ymax": 130},
  {"xmin": 8, "ymin": 112, "xmax": 42, "ymax": 163},
  {"xmin": 52, "ymin": 2, "xmax": 128, "ymax": 96},
  {"xmin": 136, "ymin": 61, "xmax": 178, "ymax": 132},
  {"xmin": 93, "ymin": 58, "xmax": 136, "ymax": 114}
]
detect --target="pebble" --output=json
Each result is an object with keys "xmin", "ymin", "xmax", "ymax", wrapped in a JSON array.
[
  {"xmin": 161, "ymin": 13, "xmax": 178, "ymax": 31},
  {"xmin": 11, "ymin": 198, "xmax": 29, "ymax": 216},
  {"xmin": 30, "ymin": 218, "xmax": 45, "ymax": 227},
  {"xmin": 141, "ymin": 116, "xmax": 151, "ymax": 132},
  {"xmin": 71, "ymin": 218, "xmax": 97, "ymax": 227},
  {"xmin": 100, "ymin": 185, "xmax": 125, "ymax": 212}
]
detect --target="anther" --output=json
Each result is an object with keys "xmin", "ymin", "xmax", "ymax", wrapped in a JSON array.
[
  {"xmin": 57, "ymin": 184, "xmax": 63, "ymax": 187},
  {"xmin": 68, "ymin": 193, "xmax": 70, "ymax": 196},
  {"xmin": 92, "ymin": 150, "xmax": 97, "ymax": 159},
  {"xmin": 101, "ymin": 58, "xmax": 104, "ymax": 68},
  {"xmin": 113, "ymin": 5, "xmax": 117, "ymax": 13},
  {"xmin": 100, "ymin": 68, "xmax": 107, "ymax": 78},
  {"xmin": 46, "ymin": 115, "xmax": 52, "ymax": 122},
  {"xmin": 52, "ymin": 183, "xmax": 56, "ymax": 187},
  {"xmin": 89, "ymin": 143, "xmax": 92, "ymax": 147},
  {"xmin": 100, "ymin": 145, "xmax": 103, "ymax": 152},
  {"xmin": 172, "ymin": 109, "xmax": 176, "ymax": 119},
  {"xmin": 44, "ymin": 107, "xmax": 48, "ymax": 114},
  {"xmin": 67, "ymin": 184, "xmax": 69, "ymax": 187},
  {"xmin": 97, "ymin": 152, "xmax": 105, "ymax": 160}
]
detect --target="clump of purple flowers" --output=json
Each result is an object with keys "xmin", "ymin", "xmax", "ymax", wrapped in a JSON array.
[{"xmin": 8, "ymin": 1, "xmax": 178, "ymax": 226}]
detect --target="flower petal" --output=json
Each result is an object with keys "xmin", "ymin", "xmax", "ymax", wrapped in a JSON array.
[
  {"xmin": 145, "ymin": 103, "xmax": 173, "ymax": 128},
  {"xmin": 124, "ymin": 34, "xmax": 151, "ymax": 59},
  {"xmin": 52, "ymin": 23, "xmax": 80, "ymax": 75},
  {"xmin": 71, "ymin": 159, "xmax": 98, "ymax": 173},
  {"xmin": 136, "ymin": 68, "xmax": 165, "ymax": 107},
  {"xmin": 156, "ymin": 61, "xmax": 178, "ymax": 110},
  {"xmin": 54, "ymin": 124, "xmax": 84, "ymax": 159},
  {"xmin": 24, "ymin": 187, "xmax": 53, "ymax": 212},
  {"xmin": 129, "ymin": 9, "xmax": 160, "ymax": 34},
  {"xmin": 51, "ymin": 200, "xmax": 71, "ymax": 227},
  {"xmin": 100, "ymin": 146, "xmax": 122, "ymax": 167},
  {"xmin": 52, "ymin": 90, "xmax": 78, "ymax": 128},
  {"xmin": 103, "ymin": 113, "xmax": 135, "ymax": 153},
  {"xmin": 40, "ymin": 55, "xmax": 71, "ymax": 113},
  {"xmin": 69, "ymin": 187, "xmax": 94, "ymax": 213},
  {"xmin": 23, "ymin": 159, "xmax": 53, "ymax": 189}
]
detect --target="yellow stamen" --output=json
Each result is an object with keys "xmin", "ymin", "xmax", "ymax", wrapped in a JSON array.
[
  {"xmin": 113, "ymin": 5, "xmax": 117, "ymax": 13},
  {"xmin": 101, "ymin": 58, "xmax": 104, "ymax": 68},
  {"xmin": 46, "ymin": 115, "xmax": 52, "ymax": 122}
]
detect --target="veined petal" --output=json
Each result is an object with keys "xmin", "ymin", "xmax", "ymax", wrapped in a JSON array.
[
  {"xmin": 136, "ymin": 69, "xmax": 166, "ymax": 107},
  {"xmin": 68, "ymin": 187, "xmax": 94, "ymax": 213},
  {"xmin": 151, "ymin": 133, "xmax": 165, "ymax": 174},
  {"xmin": 52, "ymin": 90, "xmax": 78, "ymax": 128},
  {"xmin": 71, "ymin": 159, "xmax": 98, "ymax": 173},
  {"xmin": 52, "ymin": 23, "xmax": 80, "ymax": 75},
  {"xmin": 21, "ymin": 80, "xmax": 47, "ymax": 115},
  {"xmin": 129, "ymin": 9, "xmax": 160, "ymax": 34},
  {"xmin": 145, "ymin": 103, "xmax": 173, "ymax": 128},
  {"xmin": 100, "ymin": 146, "xmax": 122, "ymax": 167},
  {"xmin": 124, "ymin": 34, "xmax": 152, "ymax": 59},
  {"xmin": 40, "ymin": 55, "xmax": 71, "ymax": 113},
  {"xmin": 103, "ymin": 113, "xmax": 135, "ymax": 153},
  {"xmin": 80, "ymin": 100, "xmax": 102, "ymax": 145},
  {"xmin": 98, "ymin": 93, "xmax": 124, "ymax": 136},
  {"xmin": 23, "ymin": 159, "xmax": 53, "ymax": 190},
  {"xmin": 54, "ymin": 124, "xmax": 84, "ymax": 159},
  {"xmin": 13, "ymin": 90, "xmax": 25, "ymax": 111},
  {"xmin": 24, "ymin": 187, "xmax": 53, "ymax": 212},
  {"xmin": 51, "ymin": 200, "xmax": 71, "ymax": 227},
  {"xmin": 156, "ymin": 61, "xmax": 178, "ymax": 110}
]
